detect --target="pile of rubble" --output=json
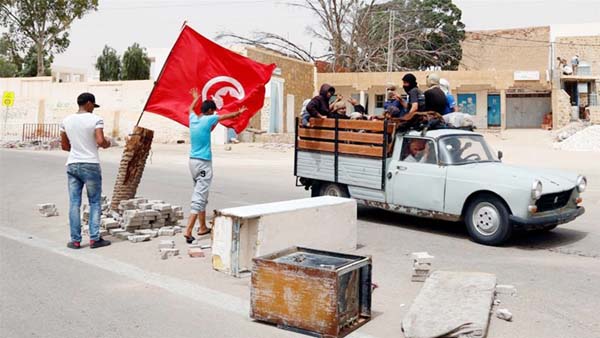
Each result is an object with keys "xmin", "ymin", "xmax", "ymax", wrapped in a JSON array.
[
  {"xmin": 553, "ymin": 125, "xmax": 600, "ymax": 152},
  {"xmin": 1, "ymin": 138, "xmax": 61, "ymax": 150},
  {"xmin": 552, "ymin": 121, "xmax": 590, "ymax": 142},
  {"xmin": 82, "ymin": 196, "xmax": 185, "ymax": 243},
  {"xmin": 411, "ymin": 252, "xmax": 434, "ymax": 282}
]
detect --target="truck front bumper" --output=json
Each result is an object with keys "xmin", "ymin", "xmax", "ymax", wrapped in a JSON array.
[{"xmin": 509, "ymin": 206, "xmax": 585, "ymax": 230}]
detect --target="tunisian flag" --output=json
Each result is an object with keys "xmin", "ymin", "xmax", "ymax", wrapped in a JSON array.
[{"xmin": 144, "ymin": 25, "xmax": 276, "ymax": 133}]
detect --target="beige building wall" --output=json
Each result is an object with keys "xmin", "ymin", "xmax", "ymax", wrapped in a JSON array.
[
  {"xmin": 245, "ymin": 47, "xmax": 315, "ymax": 132},
  {"xmin": 460, "ymin": 26, "xmax": 550, "ymax": 72},
  {"xmin": 555, "ymin": 36, "xmax": 600, "ymax": 76}
]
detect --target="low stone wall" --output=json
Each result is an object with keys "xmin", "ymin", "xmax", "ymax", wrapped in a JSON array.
[
  {"xmin": 552, "ymin": 89, "xmax": 572, "ymax": 129},
  {"xmin": 590, "ymin": 106, "xmax": 600, "ymax": 125}
]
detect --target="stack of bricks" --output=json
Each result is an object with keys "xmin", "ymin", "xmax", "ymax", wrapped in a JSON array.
[
  {"xmin": 38, "ymin": 203, "xmax": 58, "ymax": 217},
  {"xmin": 110, "ymin": 127, "xmax": 154, "ymax": 211},
  {"xmin": 411, "ymin": 252, "xmax": 434, "ymax": 282},
  {"xmin": 82, "ymin": 195, "xmax": 111, "ymax": 226}
]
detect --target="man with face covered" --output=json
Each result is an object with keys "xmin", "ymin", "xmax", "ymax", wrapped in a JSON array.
[
  {"xmin": 302, "ymin": 83, "xmax": 335, "ymax": 126},
  {"xmin": 400, "ymin": 73, "xmax": 425, "ymax": 116}
]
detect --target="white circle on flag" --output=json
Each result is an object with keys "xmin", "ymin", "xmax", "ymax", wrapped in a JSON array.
[{"xmin": 201, "ymin": 76, "xmax": 245, "ymax": 109}]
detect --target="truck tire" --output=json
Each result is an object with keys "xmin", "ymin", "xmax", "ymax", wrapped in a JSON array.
[
  {"xmin": 465, "ymin": 194, "xmax": 512, "ymax": 246},
  {"xmin": 318, "ymin": 182, "xmax": 350, "ymax": 198}
]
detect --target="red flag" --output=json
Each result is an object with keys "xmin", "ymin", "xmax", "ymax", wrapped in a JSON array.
[{"xmin": 144, "ymin": 25, "xmax": 276, "ymax": 133}]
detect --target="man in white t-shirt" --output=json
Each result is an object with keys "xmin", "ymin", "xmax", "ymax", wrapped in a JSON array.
[{"xmin": 60, "ymin": 92, "xmax": 111, "ymax": 249}]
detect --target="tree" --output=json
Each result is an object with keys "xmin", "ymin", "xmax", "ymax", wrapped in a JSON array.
[
  {"xmin": 121, "ymin": 43, "xmax": 150, "ymax": 80},
  {"xmin": 96, "ymin": 45, "xmax": 121, "ymax": 81},
  {"xmin": 20, "ymin": 46, "xmax": 53, "ymax": 77},
  {"xmin": 0, "ymin": 34, "xmax": 19, "ymax": 77},
  {"xmin": 0, "ymin": 0, "xmax": 98, "ymax": 76},
  {"xmin": 219, "ymin": 0, "xmax": 465, "ymax": 72}
]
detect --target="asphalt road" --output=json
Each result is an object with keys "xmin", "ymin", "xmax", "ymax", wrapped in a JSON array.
[{"xmin": 1, "ymin": 138, "xmax": 599, "ymax": 338}]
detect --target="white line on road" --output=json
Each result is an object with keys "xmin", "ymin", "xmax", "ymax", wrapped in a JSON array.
[{"xmin": 0, "ymin": 226, "xmax": 379, "ymax": 338}]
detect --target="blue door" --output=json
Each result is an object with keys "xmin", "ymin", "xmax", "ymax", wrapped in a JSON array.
[{"xmin": 487, "ymin": 95, "xmax": 501, "ymax": 126}]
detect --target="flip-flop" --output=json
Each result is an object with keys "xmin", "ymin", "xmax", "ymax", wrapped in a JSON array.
[
  {"xmin": 197, "ymin": 228, "xmax": 211, "ymax": 236},
  {"xmin": 184, "ymin": 235, "xmax": 195, "ymax": 244}
]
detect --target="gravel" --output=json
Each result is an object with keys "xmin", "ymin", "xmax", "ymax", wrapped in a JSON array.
[
  {"xmin": 552, "ymin": 121, "xmax": 590, "ymax": 142},
  {"xmin": 553, "ymin": 125, "xmax": 600, "ymax": 152}
]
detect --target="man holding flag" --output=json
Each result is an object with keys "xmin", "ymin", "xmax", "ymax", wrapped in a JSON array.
[
  {"xmin": 184, "ymin": 88, "xmax": 247, "ymax": 243},
  {"xmin": 141, "ymin": 24, "xmax": 276, "ymax": 242}
]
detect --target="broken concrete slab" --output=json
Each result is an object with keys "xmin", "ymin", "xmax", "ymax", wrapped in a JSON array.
[{"xmin": 402, "ymin": 271, "xmax": 497, "ymax": 338}]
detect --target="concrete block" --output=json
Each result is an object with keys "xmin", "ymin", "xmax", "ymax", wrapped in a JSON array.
[
  {"xmin": 411, "ymin": 276, "xmax": 428, "ymax": 282},
  {"xmin": 158, "ymin": 240, "xmax": 175, "ymax": 250},
  {"xmin": 116, "ymin": 231, "xmax": 134, "ymax": 240},
  {"xmin": 128, "ymin": 234, "xmax": 151, "ymax": 243},
  {"xmin": 188, "ymin": 248, "xmax": 205, "ymax": 258},
  {"xmin": 173, "ymin": 226, "xmax": 182, "ymax": 234},
  {"xmin": 152, "ymin": 203, "xmax": 172, "ymax": 212},
  {"xmin": 109, "ymin": 228, "xmax": 126, "ymax": 235},
  {"xmin": 414, "ymin": 263, "xmax": 431, "ymax": 270},
  {"xmin": 212, "ymin": 196, "xmax": 357, "ymax": 276},
  {"xmin": 135, "ymin": 229, "xmax": 158, "ymax": 238}
]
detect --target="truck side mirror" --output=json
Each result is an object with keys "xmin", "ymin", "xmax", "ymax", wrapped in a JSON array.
[{"xmin": 498, "ymin": 150, "xmax": 503, "ymax": 161}]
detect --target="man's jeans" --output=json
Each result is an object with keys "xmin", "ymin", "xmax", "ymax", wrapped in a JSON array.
[{"xmin": 67, "ymin": 163, "xmax": 102, "ymax": 242}]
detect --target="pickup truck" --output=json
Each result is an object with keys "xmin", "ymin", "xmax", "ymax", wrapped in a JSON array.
[{"xmin": 294, "ymin": 118, "xmax": 586, "ymax": 245}]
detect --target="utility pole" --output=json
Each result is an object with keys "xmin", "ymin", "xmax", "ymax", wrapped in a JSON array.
[{"xmin": 386, "ymin": 10, "xmax": 396, "ymax": 73}]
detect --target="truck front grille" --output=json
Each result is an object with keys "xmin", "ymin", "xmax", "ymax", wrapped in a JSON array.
[{"xmin": 536, "ymin": 189, "xmax": 573, "ymax": 212}]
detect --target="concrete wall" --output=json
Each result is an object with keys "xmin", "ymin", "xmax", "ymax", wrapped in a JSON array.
[
  {"xmin": 460, "ymin": 26, "xmax": 550, "ymax": 71},
  {"xmin": 0, "ymin": 77, "xmax": 190, "ymax": 143}
]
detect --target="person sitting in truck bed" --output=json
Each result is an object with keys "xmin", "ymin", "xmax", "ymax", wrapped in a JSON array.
[{"xmin": 302, "ymin": 84, "xmax": 336, "ymax": 126}]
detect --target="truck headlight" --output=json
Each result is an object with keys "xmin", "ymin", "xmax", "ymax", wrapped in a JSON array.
[
  {"xmin": 576, "ymin": 176, "xmax": 587, "ymax": 193},
  {"xmin": 531, "ymin": 180, "xmax": 543, "ymax": 200}
]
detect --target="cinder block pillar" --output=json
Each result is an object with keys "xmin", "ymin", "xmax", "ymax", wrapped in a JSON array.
[{"xmin": 110, "ymin": 126, "xmax": 154, "ymax": 211}]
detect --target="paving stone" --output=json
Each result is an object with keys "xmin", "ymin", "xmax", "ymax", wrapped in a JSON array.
[
  {"xmin": 188, "ymin": 248, "xmax": 205, "ymax": 258},
  {"xmin": 109, "ymin": 228, "xmax": 126, "ymax": 235},
  {"xmin": 411, "ymin": 252, "xmax": 435, "ymax": 264},
  {"xmin": 160, "ymin": 248, "xmax": 179, "ymax": 260},
  {"xmin": 158, "ymin": 240, "xmax": 175, "ymax": 250},
  {"xmin": 496, "ymin": 308, "xmax": 513, "ymax": 321},
  {"xmin": 116, "ymin": 231, "xmax": 134, "ymax": 240},
  {"xmin": 128, "ymin": 234, "xmax": 151, "ymax": 243}
]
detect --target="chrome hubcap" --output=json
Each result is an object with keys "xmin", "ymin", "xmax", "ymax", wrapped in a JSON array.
[{"xmin": 472, "ymin": 202, "xmax": 500, "ymax": 236}]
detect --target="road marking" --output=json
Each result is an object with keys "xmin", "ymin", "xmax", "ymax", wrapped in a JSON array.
[{"xmin": 0, "ymin": 226, "xmax": 379, "ymax": 338}]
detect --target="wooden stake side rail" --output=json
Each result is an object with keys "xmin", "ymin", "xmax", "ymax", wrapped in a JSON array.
[
  {"xmin": 298, "ymin": 128, "xmax": 384, "ymax": 145},
  {"xmin": 298, "ymin": 139, "xmax": 389, "ymax": 158},
  {"xmin": 308, "ymin": 118, "xmax": 395, "ymax": 133}
]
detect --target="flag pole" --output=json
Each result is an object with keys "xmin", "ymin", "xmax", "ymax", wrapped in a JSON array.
[{"xmin": 135, "ymin": 21, "xmax": 189, "ymax": 127}]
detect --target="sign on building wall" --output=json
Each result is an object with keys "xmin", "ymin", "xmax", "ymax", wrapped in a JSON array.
[
  {"xmin": 2, "ymin": 91, "xmax": 15, "ymax": 107},
  {"xmin": 514, "ymin": 71, "xmax": 540, "ymax": 81}
]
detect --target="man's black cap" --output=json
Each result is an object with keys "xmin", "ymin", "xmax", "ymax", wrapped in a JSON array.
[{"xmin": 77, "ymin": 92, "xmax": 100, "ymax": 108}]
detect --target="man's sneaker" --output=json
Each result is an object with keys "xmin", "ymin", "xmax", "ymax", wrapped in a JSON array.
[
  {"xmin": 90, "ymin": 237, "xmax": 111, "ymax": 249},
  {"xmin": 67, "ymin": 241, "xmax": 81, "ymax": 249}
]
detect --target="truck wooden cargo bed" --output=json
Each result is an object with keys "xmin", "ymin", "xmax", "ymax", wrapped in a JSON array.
[{"xmin": 294, "ymin": 118, "xmax": 397, "ymax": 191}]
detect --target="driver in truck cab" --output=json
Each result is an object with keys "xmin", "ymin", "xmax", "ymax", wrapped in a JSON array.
[{"xmin": 403, "ymin": 138, "xmax": 435, "ymax": 164}]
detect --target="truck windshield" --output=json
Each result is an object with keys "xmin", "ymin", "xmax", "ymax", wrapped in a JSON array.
[{"xmin": 439, "ymin": 135, "xmax": 499, "ymax": 165}]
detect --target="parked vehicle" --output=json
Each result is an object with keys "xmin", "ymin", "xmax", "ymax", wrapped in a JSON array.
[{"xmin": 294, "ymin": 119, "xmax": 586, "ymax": 245}]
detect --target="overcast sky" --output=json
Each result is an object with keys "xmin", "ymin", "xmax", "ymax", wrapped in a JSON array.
[{"xmin": 53, "ymin": 0, "xmax": 600, "ymax": 70}]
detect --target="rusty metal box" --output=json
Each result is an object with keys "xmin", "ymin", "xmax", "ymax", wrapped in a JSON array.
[{"xmin": 251, "ymin": 247, "xmax": 372, "ymax": 338}]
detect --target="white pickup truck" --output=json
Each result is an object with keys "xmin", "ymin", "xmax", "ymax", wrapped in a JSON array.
[{"xmin": 294, "ymin": 119, "xmax": 586, "ymax": 245}]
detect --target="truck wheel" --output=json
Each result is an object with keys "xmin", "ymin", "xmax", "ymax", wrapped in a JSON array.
[
  {"xmin": 318, "ymin": 183, "xmax": 350, "ymax": 198},
  {"xmin": 465, "ymin": 194, "xmax": 512, "ymax": 246}
]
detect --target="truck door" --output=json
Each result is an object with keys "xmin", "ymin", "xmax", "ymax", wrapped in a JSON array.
[{"xmin": 389, "ymin": 137, "xmax": 446, "ymax": 212}]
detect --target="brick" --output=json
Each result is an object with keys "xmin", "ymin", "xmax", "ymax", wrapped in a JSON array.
[
  {"xmin": 116, "ymin": 231, "xmax": 134, "ymax": 240},
  {"xmin": 109, "ymin": 228, "xmax": 126, "ymax": 235},
  {"xmin": 160, "ymin": 248, "xmax": 179, "ymax": 260},
  {"xmin": 188, "ymin": 248, "xmax": 205, "ymax": 258},
  {"xmin": 128, "ymin": 234, "xmax": 151, "ymax": 243},
  {"xmin": 173, "ymin": 226, "xmax": 182, "ymax": 234},
  {"xmin": 411, "ymin": 252, "xmax": 434, "ymax": 264},
  {"xmin": 158, "ymin": 240, "xmax": 175, "ymax": 250}
]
